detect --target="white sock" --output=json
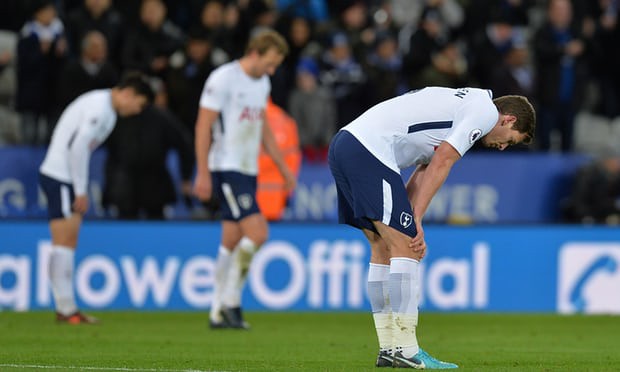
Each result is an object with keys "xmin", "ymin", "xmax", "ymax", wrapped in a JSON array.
[
  {"xmin": 223, "ymin": 237, "xmax": 257, "ymax": 308},
  {"xmin": 210, "ymin": 246, "xmax": 232, "ymax": 321},
  {"xmin": 389, "ymin": 257, "xmax": 420, "ymax": 358},
  {"xmin": 49, "ymin": 245, "xmax": 77, "ymax": 316},
  {"xmin": 368, "ymin": 263, "xmax": 392, "ymax": 354}
]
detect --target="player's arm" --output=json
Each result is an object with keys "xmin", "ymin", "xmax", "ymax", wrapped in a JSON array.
[
  {"xmin": 261, "ymin": 113, "xmax": 297, "ymax": 191},
  {"xmin": 67, "ymin": 121, "xmax": 99, "ymax": 214},
  {"xmin": 405, "ymin": 163, "xmax": 428, "ymax": 207},
  {"xmin": 409, "ymin": 141, "xmax": 461, "ymax": 248},
  {"xmin": 193, "ymin": 107, "xmax": 218, "ymax": 201}
]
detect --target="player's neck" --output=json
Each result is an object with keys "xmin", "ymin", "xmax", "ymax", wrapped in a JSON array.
[{"xmin": 238, "ymin": 57, "xmax": 259, "ymax": 79}]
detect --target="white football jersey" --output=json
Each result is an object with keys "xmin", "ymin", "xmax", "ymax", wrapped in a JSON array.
[
  {"xmin": 199, "ymin": 61, "xmax": 270, "ymax": 175},
  {"xmin": 39, "ymin": 89, "xmax": 117, "ymax": 195},
  {"xmin": 343, "ymin": 87, "xmax": 499, "ymax": 172}
]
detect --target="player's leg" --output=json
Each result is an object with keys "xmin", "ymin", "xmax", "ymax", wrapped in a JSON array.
[
  {"xmin": 210, "ymin": 220, "xmax": 242, "ymax": 328},
  {"xmin": 48, "ymin": 215, "xmax": 81, "ymax": 318},
  {"xmin": 212, "ymin": 171, "xmax": 261, "ymax": 328},
  {"xmin": 41, "ymin": 173, "xmax": 97, "ymax": 324},
  {"xmin": 223, "ymin": 212, "xmax": 267, "ymax": 301},
  {"xmin": 373, "ymin": 222, "xmax": 457, "ymax": 369},
  {"xmin": 363, "ymin": 228, "xmax": 394, "ymax": 367}
]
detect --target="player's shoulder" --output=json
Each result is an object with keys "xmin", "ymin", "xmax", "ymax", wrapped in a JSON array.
[{"xmin": 210, "ymin": 61, "xmax": 240, "ymax": 79}]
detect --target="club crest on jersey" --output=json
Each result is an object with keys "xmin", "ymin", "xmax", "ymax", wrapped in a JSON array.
[
  {"xmin": 400, "ymin": 212, "xmax": 413, "ymax": 228},
  {"xmin": 469, "ymin": 129, "xmax": 482, "ymax": 144},
  {"xmin": 238, "ymin": 194, "xmax": 253, "ymax": 210}
]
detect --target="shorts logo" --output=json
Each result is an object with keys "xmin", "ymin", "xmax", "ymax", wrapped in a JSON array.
[
  {"xmin": 400, "ymin": 212, "xmax": 413, "ymax": 228},
  {"xmin": 469, "ymin": 129, "xmax": 482, "ymax": 144},
  {"xmin": 238, "ymin": 194, "xmax": 253, "ymax": 210},
  {"xmin": 557, "ymin": 243, "xmax": 620, "ymax": 314}
]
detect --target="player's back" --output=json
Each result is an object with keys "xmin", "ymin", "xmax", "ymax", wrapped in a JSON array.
[
  {"xmin": 40, "ymin": 89, "xmax": 116, "ymax": 183},
  {"xmin": 343, "ymin": 87, "xmax": 498, "ymax": 171}
]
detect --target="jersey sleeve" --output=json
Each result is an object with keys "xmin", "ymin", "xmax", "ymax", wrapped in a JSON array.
[
  {"xmin": 199, "ymin": 67, "xmax": 230, "ymax": 112},
  {"xmin": 444, "ymin": 93, "xmax": 498, "ymax": 156}
]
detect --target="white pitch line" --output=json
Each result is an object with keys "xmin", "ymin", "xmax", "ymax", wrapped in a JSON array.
[{"xmin": 0, "ymin": 364, "xmax": 224, "ymax": 372}]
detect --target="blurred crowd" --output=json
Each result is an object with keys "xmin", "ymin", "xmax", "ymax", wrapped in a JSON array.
[
  {"xmin": 0, "ymin": 0, "xmax": 619, "ymax": 154},
  {"xmin": 0, "ymin": 0, "xmax": 619, "ymax": 222}
]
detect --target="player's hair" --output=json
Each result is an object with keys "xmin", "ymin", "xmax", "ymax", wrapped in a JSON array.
[
  {"xmin": 245, "ymin": 29, "xmax": 289, "ymax": 57},
  {"xmin": 116, "ymin": 71, "xmax": 155, "ymax": 104},
  {"xmin": 493, "ymin": 95, "xmax": 536, "ymax": 144}
]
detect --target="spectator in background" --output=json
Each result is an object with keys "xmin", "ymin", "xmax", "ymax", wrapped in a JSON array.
[
  {"xmin": 288, "ymin": 57, "xmax": 336, "ymax": 162},
  {"xmin": 16, "ymin": 0, "xmax": 68, "ymax": 145},
  {"xmin": 64, "ymin": 0, "xmax": 124, "ymax": 67},
  {"xmin": 487, "ymin": 40, "xmax": 534, "ymax": 100},
  {"xmin": 587, "ymin": 0, "xmax": 620, "ymax": 118},
  {"xmin": 468, "ymin": 15, "xmax": 516, "ymax": 87},
  {"xmin": 319, "ymin": 31, "xmax": 368, "ymax": 128},
  {"xmin": 55, "ymin": 30, "xmax": 118, "ymax": 113},
  {"xmin": 364, "ymin": 30, "xmax": 404, "ymax": 105},
  {"xmin": 103, "ymin": 79, "xmax": 194, "ymax": 220},
  {"xmin": 327, "ymin": 1, "xmax": 372, "ymax": 63},
  {"xmin": 563, "ymin": 155, "xmax": 620, "ymax": 224},
  {"xmin": 0, "ymin": 30, "xmax": 20, "ymax": 145},
  {"xmin": 196, "ymin": 0, "xmax": 228, "ymax": 56},
  {"xmin": 276, "ymin": 0, "xmax": 329, "ymax": 23},
  {"xmin": 271, "ymin": 16, "xmax": 322, "ymax": 108},
  {"xmin": 121, "ymin": 0, "xmax": 185, "ymax": 77},
  {"xmin": 403, "ymin": 6, "xmax": 467, "ymax": 89},
  {"xmin": 166, "ymin": 27, "xmax": 226, "ymax": 138},
  {"xmin": 533, "ymin": 0, "xmax": 589, "ymax": 152}
]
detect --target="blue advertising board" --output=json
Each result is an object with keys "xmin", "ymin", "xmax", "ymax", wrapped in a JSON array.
[
  {"xmin": 0, "ymin": 147, "xmax": 589, "ymax": 223},
  {"xmin": 1, "ymin": 223, "xmax": 619, "ymax": 314}
]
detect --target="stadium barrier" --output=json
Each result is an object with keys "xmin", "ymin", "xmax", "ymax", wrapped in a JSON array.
[
  {"xmin": 0, "ymin": 147, "xmax": 589, "ymax": 223},
  {"xmin": 1, "ymin": 222, "xmax": 619, "ymax": 314}
]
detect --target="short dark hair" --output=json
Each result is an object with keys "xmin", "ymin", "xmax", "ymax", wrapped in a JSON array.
[
  {"xmin": 493, "ymin": 95, "xmax": 536, "ymax": 144},
  {"xmin": 245, "ymin": 29, "xmax": 289, "ymax": 56},
  {"xmin": 116, "ymin": 71, "xmax": 155, "ymax": 103}
]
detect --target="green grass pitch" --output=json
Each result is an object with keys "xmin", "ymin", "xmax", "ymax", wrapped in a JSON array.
[{"xmin": 1, "ymin": 312, "xmax": 619, "ymax": 371}]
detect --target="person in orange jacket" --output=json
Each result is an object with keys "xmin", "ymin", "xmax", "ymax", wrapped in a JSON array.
[{"xmin": 257, "ymin": 98, "xmax": 302, "ymax": 221}]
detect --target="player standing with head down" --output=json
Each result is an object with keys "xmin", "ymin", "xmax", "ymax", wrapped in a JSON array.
[
  {"xmin": 328, "ymin": 87, "xmax": 535, "ymax": 368},
  {"xmin": 39, "ymin": 72, "xmax": 154, "ymax": 323},
  {"xmin": 193, "ymin": 29, "xmax": 296, "ymax": 329}
]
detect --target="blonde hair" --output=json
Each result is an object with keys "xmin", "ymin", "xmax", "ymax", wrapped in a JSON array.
[{"xmin": 245, "ymin": 29, "xmax": 289, "ymax": 56}]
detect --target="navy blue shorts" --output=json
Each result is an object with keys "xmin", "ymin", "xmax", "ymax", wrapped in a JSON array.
[
  {"xmin": 212, "ymin": 171, "xmax": 260, "ymax": 221},
  {"xmin": 328, "ymin": 130, "xmax": 417, "ymax": 237},
  {"xmin": 39, "ymin": 172, "xmax": 75, "ymax": 220}
]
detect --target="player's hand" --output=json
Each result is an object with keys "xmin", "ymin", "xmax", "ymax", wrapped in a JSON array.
[
  {"xmin": 193, "ymin": 172, "xmax": 212, "ymax": 201},
  {"xmin": 282, "ymin": 168, "xmax": 297, "ymax": 192},
  {"xmin": 72, "ymin": 195, "xmax": 89, "ymax": 214},
  {"xmin": 409, "ymin": 217, "xmax": 426, "ymax": 254}
]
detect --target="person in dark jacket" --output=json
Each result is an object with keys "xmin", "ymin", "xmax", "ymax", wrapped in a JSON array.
[
  {"xmin": 16, "ymin": 0, "xmax": 68, "ymax": 144},
  {"xmin": 533, "ymin": 0, "xmax": 589, "ymax": 151},
  {"xmin": 55, "ymin": 30, "xmax": 118, "ymax": 113},
  {"xmin": 120, "ymin": 0, "xmax": 185, "ymax": 77},
  {"xmin": 64, "ymin": 0, "xmax": 125, "ymax": 67},
  {"xmin": 103, "ymin": 83, "xmax": 194, "ymax": 219}
]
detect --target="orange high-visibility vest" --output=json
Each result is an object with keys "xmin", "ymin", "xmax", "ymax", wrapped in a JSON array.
[{"xmin": 257, "ymin": 100, "xmax": 301, "ymax": 221}]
